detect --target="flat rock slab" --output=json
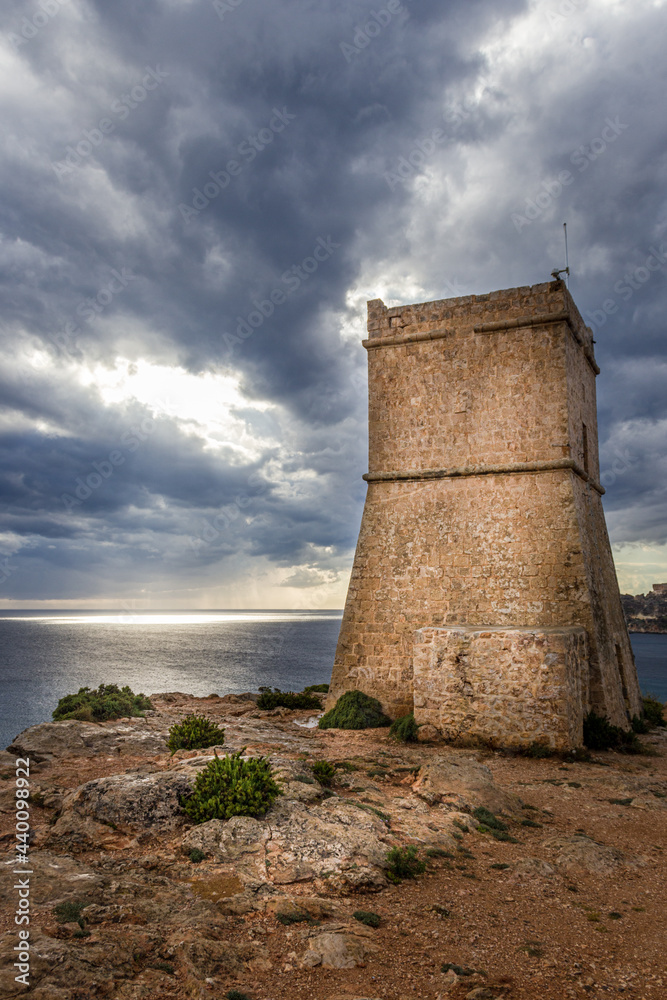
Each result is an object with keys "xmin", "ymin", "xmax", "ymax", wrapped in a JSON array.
[
  {"xmin": 412, "ymin": 757, "xmax": 522, "ymax": 815},
  {"xmin": 542, "ymin": 834, "xmax": 630, "ymax": 872},
  {"xmin": 301, "ymin": 925, "xmax": 376, "ymax": 969},
  {"xmin": 0, "ymin": 849, "xmax": 106, "ymax": 905},
  {"xmin": 48, "ymin": 769, "xmax": 195, "ymax": 842},
  {"xmin": 7, "ymin": 719, "xmax": 169, "ymax": 761},
  {"xmin": 183, "ymin": 796, "xmax": 390, "ymax": 891}
]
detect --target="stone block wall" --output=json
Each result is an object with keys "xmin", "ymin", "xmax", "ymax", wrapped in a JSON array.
[{"xmin": 413, "ymin": 626, "xmax": 589, "ymax": 750}]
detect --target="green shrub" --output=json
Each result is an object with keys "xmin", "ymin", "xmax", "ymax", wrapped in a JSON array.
[
  {"xmin": 642, "ymin": 695, "xmax": 666, "ymax": 727},
  {"xmin": 583, "ymin": 710, "xmax": 642, "ymax": 753},
  {"xmin": 389, "ymin": 713, "xmax": 419, "ymax": 743},
  {"xmin": 226, "ymin": 992, "xmax": 251, "ymax": 1000},
  {"xmin": 181, "ymin": 751, "xmax": 281, "ymax": 824},
  {"xmin": 523, "ymin": 742, "xmax": 553, "ymax": 758},
  {"xmin": 53, "ymin": 684, "xmax": 152, "ymax": 723},
  {"xmin": 631, "ymin": 714, "xmax": 650, "ymax": 734},
  {"xmin": 385, "ymin": 845, "xmax": 426, "ymax": 881},
  {"xmin": 473, "ymin": 806, "xmax": 518, "ymax": 841},
  {"xmin": 53, "ymin": 901, "xmax": 86, "ymax": 928},
  {"xmin": 312, "ymin": 760, "xmax": 336, "ymax": 786},
  {"xmin": 151, "ymin": 962, "xmax": 175, "ymax": 975},
  {"xmin": 257, "ymin": 691, "xmax": 322, "ymax": 710},
  {"xmin": 166, "ymin": 714, "xmax": 226, "ymax": 754},
  {"xmin": 472, "ymin": 806, "xmax": 508, "ymax": 832},
  {"xmin": 350, "ymin": 801, "xmax": 390, "ymax": 824},
  {"xmin": 275, "ymin": 910, "xmax": 314, "ymax": 925},
  {"xmin": 303, "ymin": 683, "xmax": 329, "ymax": 694},
  {"xmin": 319, "ymin": 690, "xmax": 391, "ymax": 730},
  {"xmin": 353, "ymin": 910, "xmax": 381, "ymax": 927},
  {"xmin": 188, "ymin": 848, "xmax": 206, "ymax": 863}
]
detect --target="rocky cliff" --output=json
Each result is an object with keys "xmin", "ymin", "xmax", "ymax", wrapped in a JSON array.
[
  {"xmin": 621, "ymin": 589, "xmax": 667, "ymax": 634},
  {"xmin": 1, "ymin": 692, "xmax": 665, "ymax": 1000}
]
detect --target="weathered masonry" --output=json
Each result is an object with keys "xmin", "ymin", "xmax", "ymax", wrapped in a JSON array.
[{"xmin": 327, "ymin": 280, "xmax": 642, "ymax": 749}]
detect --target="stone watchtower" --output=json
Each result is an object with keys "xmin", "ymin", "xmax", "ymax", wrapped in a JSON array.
[{"xmin": 327, "ymin": 280, "xmax": 642, "ymax": 749}]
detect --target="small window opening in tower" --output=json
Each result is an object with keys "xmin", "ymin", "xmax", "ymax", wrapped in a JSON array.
[{"xmin": 582, "ymin": 422, "xmax": 589, "ymax": 475}]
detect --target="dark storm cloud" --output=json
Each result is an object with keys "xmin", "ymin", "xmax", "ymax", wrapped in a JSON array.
[{"xmin": 0, "ymin": 0, "xmax": 665, "ymax": 601}]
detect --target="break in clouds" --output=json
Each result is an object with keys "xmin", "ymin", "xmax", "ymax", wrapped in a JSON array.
[{"xmin": 0, "ymin": 0, "xmax": 666, "ymax": 606}]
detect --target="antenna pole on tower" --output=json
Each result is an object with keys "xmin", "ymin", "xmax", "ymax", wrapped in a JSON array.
[{"xmin": 550, "ymin": 222, "xmax": 570, "ymax": 285}]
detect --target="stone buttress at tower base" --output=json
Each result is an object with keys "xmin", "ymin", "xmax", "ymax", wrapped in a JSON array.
[
  {"xmin": 414, "ymin": 626, "xmax": 588, "ymax": 750},
  {"xmin": 327, "ymin": 281, "xmax": 642, "ymax": 749}
]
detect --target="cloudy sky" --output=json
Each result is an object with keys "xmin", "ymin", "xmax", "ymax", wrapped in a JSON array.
[{"xmin": 0, "ymin": 0, "xmax": 665, "ymax": 609}]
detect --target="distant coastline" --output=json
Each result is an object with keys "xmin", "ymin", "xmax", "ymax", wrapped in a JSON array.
[{"xmin": 622, "ymin": 585, "xmax": 667, "ymax": 635}]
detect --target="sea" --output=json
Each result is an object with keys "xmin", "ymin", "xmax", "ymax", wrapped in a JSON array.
[{"xmin": 0, "ymin": 610, "xmax": 665, "ymax": 752}]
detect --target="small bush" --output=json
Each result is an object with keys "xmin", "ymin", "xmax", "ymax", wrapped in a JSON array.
[
  {"xmin": 226, "ymin": 992, "xmax": 251, "ymax": 1000},
  {"xmin": 480, "ymin": 827, "xmax": 518, "ymax": 842},
  {"xmin": 151, "ymin": 962, "xmax": 175, "ymax": 975},
  {"xmin": 303, "ymin": 683, "xmax": 329, "ymax": 694},
  {"xmin": 181, "ymin": 750, "xmax": 281, "ymax": 824},
  {"xmin": 474, "ymin": 806, "xmax": 519, "ymax": 841},
  {"xmin": 385, "ymin": 845, "xmax": 426, "ymax": 881},
  {"xmin": 523, "ymin": 742, "xmax": 553, "ymax": 759},
  {"xmin": 53, "ymin": 901, "xmax": 85, "ymax": 928},
  {"xmin": 642, "ymin": 695, "xmax": 666, "ymax": 727},
  {"xmin": 344, "ymin": 800, "xmax": 391, "ymax": 824},
  {"xmin": 426, "ymin": 847, "xmax": 453, "ymax": 859},
  {"xmin": 257, "ymin": 691, "xmax": 322, "ymax": 710},
  {"xmin": 167, "ymin": 714, "xmax": 226, "ymax": 755},
  {"xmin": 53, "ymin": 684, "xmax": 152, "ymax": 723},
  {"xmin": 275, "ymin": 910, "xmax": 314, "ymax": 925},
  {"xmin": 319, "ymin": 690, "xmax": 391, "ymax": 730},
  {"xmin": 472, "ymin": 806, "xmax": 508, "ymax": 832},
  {"xmin": 389, "ymin": 713, "xmax": 419, "ymax": 743},
  {"xmin": 312, "ymin": 760, "xmax": 336, "ymax": 786},
  {"xmin": 188, "ymin": 848, "xmax": 206, "ymax": 863},
  {"xmin": 583, "ymin": 711, "xmax": 642, "ymax": 753},
  {"xmin": 353, "ymin": 910, "xmax": 381, "ymax": 928}
]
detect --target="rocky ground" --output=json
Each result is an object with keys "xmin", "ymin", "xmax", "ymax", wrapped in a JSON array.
[{"xmin": 0, "ymin": 692, "xmax": 666, "ymax": 1000}]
